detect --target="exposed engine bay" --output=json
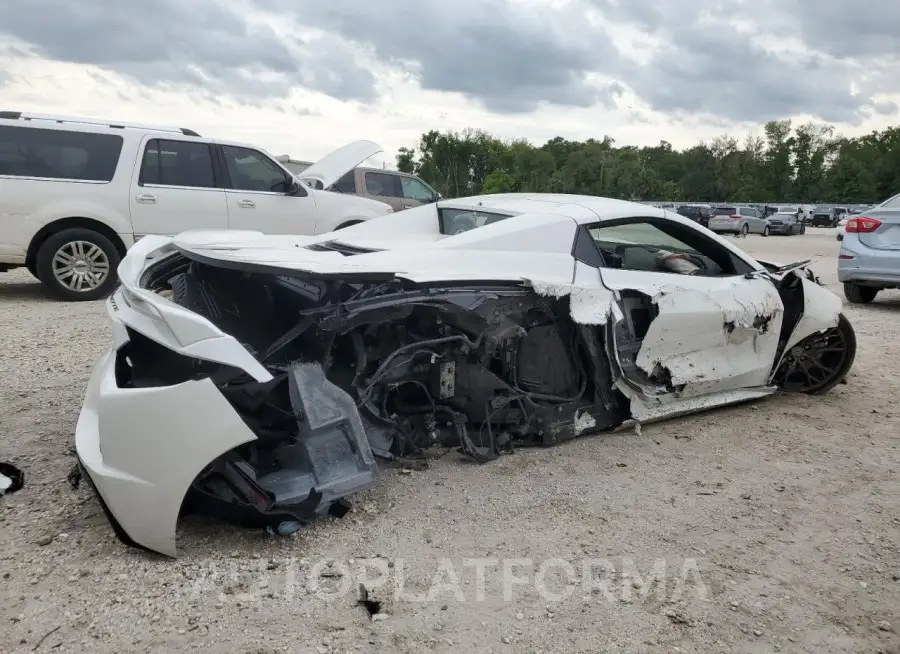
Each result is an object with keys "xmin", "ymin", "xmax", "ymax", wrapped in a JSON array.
[{"xmin": 119, "ymin": 255, "xmax": 633, "ymax": 530}]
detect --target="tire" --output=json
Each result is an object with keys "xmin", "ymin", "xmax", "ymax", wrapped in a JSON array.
[
  {"xmin": 775, "ymin": 313, "xmax": 856, "ymax": 395},
  {"xmin": 800, "ymin": 224, "xmax": 806, "ymax": 235},
  {"xmin": 762, "ymin": 225, "xmax": 770, "ymax": 237},
  {"xmin": 35, "ymin": 228, "xmax": 120, "ymax": 301},
  {"xmin": 741, "ymin": 223, "xmax": 750, "ymax": 236},
  {"xmin": 843, "ymin": 282, "xmax": 878, "ymax": 304}
]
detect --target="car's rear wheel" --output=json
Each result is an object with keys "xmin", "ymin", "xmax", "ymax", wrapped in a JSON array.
[
  {"xmin": 843, "ymin": 283, "xmax": 878, "ymax": 304},
  {"xmin": 741, "ymin": 223, "xmax": 750, "ymax": 236},
  {"xmin": 774, "ymin": 313, "xmax": 856, "ymax": 394},
  {"xmin": 35, "ymin": 228, "xmax": 120, "ymax": 301}
]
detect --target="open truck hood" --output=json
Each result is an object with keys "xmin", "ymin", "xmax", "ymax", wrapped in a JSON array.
[{"xmin": 297, "ymin": 140, "xmax": 383, "ymax": 189}]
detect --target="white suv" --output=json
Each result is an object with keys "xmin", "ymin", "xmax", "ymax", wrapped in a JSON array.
[{"xmin": 0, "ymin": 111, "xmax": 393, "ymax": 300}]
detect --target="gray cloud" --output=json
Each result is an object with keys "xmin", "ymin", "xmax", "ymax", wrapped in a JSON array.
[
  {"xmin": 253, "ymin": 0, "xmax": 618, "ymax": 113},
  {"xmin": 0, "ymin": 0, "xmax": 377, "ymax": 102},
  {"xmin": 587, "ymin": 0, "xmax": 897, "ymax": 124},
  {"xmin": 1, "ymin": 0, "xmax": 897, "ymax": 125}
]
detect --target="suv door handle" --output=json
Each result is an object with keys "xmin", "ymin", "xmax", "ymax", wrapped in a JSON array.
[
  {"xmin": 135, "ymin": 194, "xmax": 156, "ymax": 204},
  {"xmin": 236, "ymin": 199, "xmax": 255, "ymax": 209}
]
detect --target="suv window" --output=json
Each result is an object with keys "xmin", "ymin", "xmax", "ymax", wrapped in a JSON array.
[
  {"xmin": 739, "ymin": 207, "xmax": 757, "ymax": 217},
  {"xmin": 401, "ymin": 176, "xmax": 435, "ymax": 202},
  {"xmin": 221, "ymin": 145, "xmax": 289, "ymax": 193},
  {"xmin": 586, "ymin": 219, "xmax": 753, "ymax": 277},
  {"xmin": 364, "ymin": 171, "xmax": 401, "ymax": 197},
  {"xmin": 141, "ymin": 139, "xmax": 216, "ymax": 188},
  {"xmin": 439, "ymin": 208, "xmax": 513, "ymax": 235},
  {"xmin": 332, "ymin": 171, "xmax": 356, "ymax": 194},
  {"xmin": 0, "ymin": 125, "xmax": 123, "ymax": 182}
]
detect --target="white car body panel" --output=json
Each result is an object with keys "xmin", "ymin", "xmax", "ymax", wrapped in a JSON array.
[
  {"xmin": 776, "ymin": 275, "xmax": 842, "ymax": 360},
  {"xmin": 297, "ymin": 140, "xmax": 383, "ymax": 189},
  {"xmin": 114, "ymin": 235, "xmax": 272, "ymax": 381},
  {"xmin": 76, "ymin": 348, "xmax": 258, "ymax": 557},
  {"xmin": 77, "ymin": 192, "xmax": 851, "ymax": 556},
  {"xmin": 601, "ymin": 269, "xmax": 783, "ymax": 396}
]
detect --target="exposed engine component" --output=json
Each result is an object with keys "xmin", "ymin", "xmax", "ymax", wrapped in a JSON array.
[{"xmin": 122, "ymin": 257, "xmax": 629, "ymax": 529}]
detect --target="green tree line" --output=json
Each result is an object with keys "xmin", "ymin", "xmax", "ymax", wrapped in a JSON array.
[{"xmin": 395, "ymin": 120, "xmax": 900, "ymax": 204}]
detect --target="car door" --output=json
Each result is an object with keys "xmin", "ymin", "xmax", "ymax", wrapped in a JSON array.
[
  {"xmin": 739, "ymin": 207, "xmax": 757, "ymax": 233},
  {"xmin": 398, "ymin": 175, "xmax": 438, "ymax": 210},
  {"xmin": 361, "ymin": 170, "xmax": 403, "ymax": 211},
  {"xmin": 581, "ymin": 217, "xmax": 784, "ymax": 399},
  {"xmin": 219, "ymin": 144, "xmax": 318, "ymax": 234},
  {"xmin": 130, "ymin": 137, "xmax": 228, "ymax": 237}
]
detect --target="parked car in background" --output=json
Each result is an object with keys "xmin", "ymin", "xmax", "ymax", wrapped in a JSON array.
[
  {"xmin": 767, "ymin": 211, "xmax": 805, "ymax": 235},
  {"xmin": 708, "ymin": 205, "xmax": 770, "ymax": 236},
  {"xmin": 0, "ymin": 111, "xmax": 394, "ymax": 300},
  {"xmin": 277, "ymin": 155, "xmax": 440, "ymax": 213},
  {"xmin": 837, "ymin": 192, "xmax": 900, "ymax": 303},
  {"xmin": 676, "ymin": 203, "xmax": 714, "ymax": 227},
  {"xmin": 810, "ymin": 207, "xmax": 839, "ymax": 227}
]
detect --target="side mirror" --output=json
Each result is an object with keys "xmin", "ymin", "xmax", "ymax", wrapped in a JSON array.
[
  {"xmin": 434, "ymin": 192, "xmax": 442, "ymax": 203},
  {"xmin": 288, "ymin": 178, "xmax": 305, "ymax": 195}
]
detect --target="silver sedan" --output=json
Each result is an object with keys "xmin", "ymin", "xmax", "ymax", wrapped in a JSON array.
[{"xmin": 707, "ymin": 206, "xmax": 770, "ymax": 236}]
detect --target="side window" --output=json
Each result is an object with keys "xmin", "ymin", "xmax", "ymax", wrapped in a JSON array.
[
  {"xmin": 221, "ymin": 145, "xmax": 290, "ymax": 193},
  {"xmin": 332, "ymin": 171, "xmax": 357, "ymax": 194},
  {"xmin": 400, "ymin": 176, "xmax": 435, "ymax": 202},
  {"xmin": 585, "ymin": 219, "xmax": 754, "ymax": 277},
  {"xmin": 140, "ymin": 139, "xmax": 216, "ymax": 188},
  {"xmin": 364, "ymin": 171, "xmax": 401, "ymax": 197},
  {"xmin": 0, "ymin": 125, "xmax": 122, "ymax": 182},
  {"xmin": 438, "ymin": 208, "xmax": 512, "ymax": 235}
]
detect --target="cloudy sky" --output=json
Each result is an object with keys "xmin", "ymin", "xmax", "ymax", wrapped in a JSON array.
[{"xmin": 0, "ymin": 0, "xmax": 897, "ymax": 165}]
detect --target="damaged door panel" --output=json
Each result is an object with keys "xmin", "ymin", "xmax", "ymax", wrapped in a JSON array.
[{"xmin": 596, "ymin": 268, "xmax": 784, "ymax": 400}]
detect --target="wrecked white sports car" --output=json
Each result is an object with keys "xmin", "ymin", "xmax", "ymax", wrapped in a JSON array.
[{"xmin": 74, "ymin": 193, "xmax": 856, "ymax": 556}]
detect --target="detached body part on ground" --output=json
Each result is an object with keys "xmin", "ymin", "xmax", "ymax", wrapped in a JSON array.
[{"xmin": 74, "ymin": 194, "xmax": 857, "ymax": 557}]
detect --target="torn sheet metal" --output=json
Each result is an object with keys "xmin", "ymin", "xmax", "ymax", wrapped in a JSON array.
[
  {"xmin": 633, "ymin": 278, "xmax": 783, "ymax": 397},
  {"xmin": 618, "ymin": 382, "xmax": 775, "ymax": 422},
  {"xmin": 529, "ymin": 275, "xmax": 621, "ymax": 326}
]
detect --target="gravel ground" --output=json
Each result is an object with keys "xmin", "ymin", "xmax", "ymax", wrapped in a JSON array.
[{"xmin": 1, "ymin": 230, "xmax": 898, "ymax": 654}]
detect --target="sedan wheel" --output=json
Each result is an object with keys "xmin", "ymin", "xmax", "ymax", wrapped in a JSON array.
[
  {"xmin": 844, "ymin": 283, "xmax": 878, "ymax": 304},
  {"xmin": 774, "ymin": 314, "xmax": 856, "ymax": 394}
]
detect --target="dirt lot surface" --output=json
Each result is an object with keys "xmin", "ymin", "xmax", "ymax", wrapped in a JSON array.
[{"xmin": 1, "ymin": 230, "xmax": 898, "ymax": 654}]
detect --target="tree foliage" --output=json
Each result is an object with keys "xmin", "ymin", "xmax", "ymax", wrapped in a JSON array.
[{"xmin": 396, "ymin": 121, "xmax": 900, "ymax": 203}]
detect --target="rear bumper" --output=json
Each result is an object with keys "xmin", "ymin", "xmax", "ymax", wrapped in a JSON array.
[{"xmin": 837, "ymin": 239, "xmax": 900, "ymax": 285}]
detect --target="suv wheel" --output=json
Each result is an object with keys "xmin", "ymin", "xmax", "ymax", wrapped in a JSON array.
[
  {"xmin": 36, "ymin": 228, "xmax": 121, "ymax": 301},
  {"xmin": 843, "ymin": 283, "xmax": 878, "ymax": 304}
]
